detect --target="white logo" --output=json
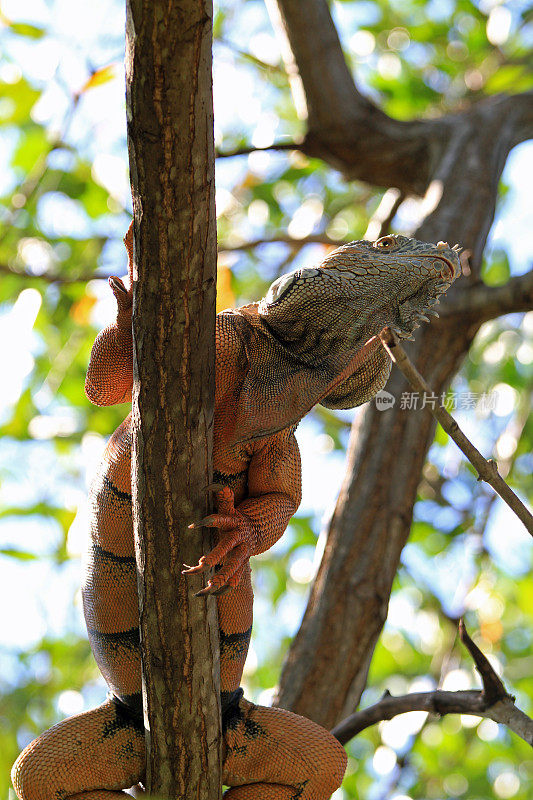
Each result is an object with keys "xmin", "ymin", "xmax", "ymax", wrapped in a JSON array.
[{"xmin": 375, "ymin": 390, "xmax": 396, "ymax": 411}]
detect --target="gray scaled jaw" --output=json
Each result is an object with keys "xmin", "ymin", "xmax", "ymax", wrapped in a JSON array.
[
  {"xmin": 390, "ymin": 245, "xmax": 462, "ymax": 341},
  {"xmin": 389, "ymin": 283, "xmax": 451, "ymax": 340},
  {"xmin": 394, "ymin": 285, "xmax": 446, "ymax": 341}
]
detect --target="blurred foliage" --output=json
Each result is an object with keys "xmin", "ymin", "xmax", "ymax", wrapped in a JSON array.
[{"xmin": 0, "ymin": 1, "xmax": 532, "ymax": 799}]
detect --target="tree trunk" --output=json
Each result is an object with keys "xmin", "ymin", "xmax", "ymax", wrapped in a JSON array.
[
  {"xmin": 271, "ymin": 0, "xmax": 533, "ymax": 729},
  {"xmin": 125, "ymin": 2, "xmax": 221, "ymax": 797}
]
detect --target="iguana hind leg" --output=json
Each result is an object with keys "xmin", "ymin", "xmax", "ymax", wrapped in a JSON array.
[
  {"xmin": 11, "ymin": 700, "xmax": 144, "ymax": 800},
  {"xmin": 223, "ymin": 699, "xmax": 346, "ymax": 799}
]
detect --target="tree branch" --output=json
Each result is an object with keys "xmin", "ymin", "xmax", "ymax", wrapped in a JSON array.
[
  {"xmin": 459, "ymin": 620, "xmax": 507, "ymax": 703},
  {"xmin": 364, "ymin": 189, "xmax": 405, "ymax": 240},
  {"xmin": 127, "ymin": 0, "xmax": 221, "ymax": 795},
  {"xmin": 273, "ymin": 0, "xmax": 532, "ymax": 733},
  {"xmin": 332, "ymin": 622, "xmax": 533, "ymax": 748},
  {"xmin": 215, "ymin": 140, "xmax": 301, "ymax": 159},
  {"xmin": 268, "ymin": 2, "xmax": 533, "ymax": 196},
  {"xmin": 0, "ymin": 261, "xmax": 103, "ymax": 284},
  {"xmin": 505, "ymin": 89, "xmax": 533, "ymax": 148},
  {"xmin": 379, "ymin": 328, "xmax": 533, "ymax": 536},
  {"xmin": 1, "ymin": 230, "xmax": 345, "ymax": 281},
  {"xmin": 332, "ymin": 690, "xmax": 532, "ymax": 746},
  {"xmin": 268, "ymin": 0, "xmax": 446, "ymax": 193},
  {"xmin": 442, "ymin": 268, "xmax": 533, "ymax": 322},
  {"xmin": 266, "ymin": 0, "xmax": 363, "ymax": 124},
  {"xmin": 218, "ymin": 232, "xmax": 343, "ymax": 252}
]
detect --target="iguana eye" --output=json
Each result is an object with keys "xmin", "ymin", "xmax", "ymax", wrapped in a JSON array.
[{"xmin": 375, "ymin": 236, "xmax": 395, "ymax": 249}]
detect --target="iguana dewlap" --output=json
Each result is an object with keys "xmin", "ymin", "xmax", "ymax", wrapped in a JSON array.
[{"xmin": 12, "ymin": 232, "xmax": 460, "ymax": 800}]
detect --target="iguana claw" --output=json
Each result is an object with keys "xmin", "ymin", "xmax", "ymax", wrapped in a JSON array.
[
  {"xmin": 184, "ymin": 487, "xmax": 253, "ymax": 596},
  {"xmin": 192, "ymin": 560, "xmax": 248, "ymax": 596},
  {"xmin": 194, "ymin": 583, "xmax": 232, "ymax": 598},
  {"xmin": 108, "ymin": 275, "xmax": 132, "ymax": 319},
  {"xmin": 109, "ymin": 276, "xmax": 128, "ymax": 295}
]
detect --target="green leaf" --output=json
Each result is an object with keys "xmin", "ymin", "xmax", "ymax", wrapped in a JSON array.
[
  {"xmin": 0, "ymin": 78, "xmax": 40, "ymax": 123},
  {"xmin": 0, "ymin": 548, "xmax": 39, "ymax": 560},
  {"xmin": 482, "ymin": 249, "xmax": 511, "ymax": 286},
  {"xmin": 484, "ymin": 65, "xmax": 533, "ymax": 94},
  {"xmin": 12, "ymin": 126, "xmax": 50, "ymax": 172},
  {"xmin": 9, "ymin": 22, "xmax": 45, "ymax": 39}
]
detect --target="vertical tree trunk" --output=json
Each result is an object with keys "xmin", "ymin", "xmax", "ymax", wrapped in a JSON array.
[
  {"xmin": 125, "ymin": 2, "xmax": 221, "ymax": 797},
  {"xmin": 266, "ymin": 0, "xmax": 533, "ymax": 731},
  {"xmin": 276, "ymin": 104, "xmax": 522, "ymax": 729}
]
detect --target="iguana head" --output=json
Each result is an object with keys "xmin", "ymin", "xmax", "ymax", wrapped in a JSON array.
[
  {"xmin": 230, "ymin": 235, "xmax": 461, "ymax": 439},
  {"xmin": 258, "ymin": 234, "xmax": 461, "ymax": 366},
  {"xmin": 250, "ymin": 234, "xmax": 462, "ymax": 411}
]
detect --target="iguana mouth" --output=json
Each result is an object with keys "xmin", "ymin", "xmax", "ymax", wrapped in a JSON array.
[
  {"xmin": 392, "ymin": 252, "xmax": 461, "ymax": 341},
  {"xmin": 413, "ymin": 245, "xmax": 462, "ymax": 283},
  {"xmin": 422, "ymin": 253, "xmax": 459, "ymax": 282},
  {"xmin": 437, "ymin": 242, "xmax": 463, "ymax": 279}
]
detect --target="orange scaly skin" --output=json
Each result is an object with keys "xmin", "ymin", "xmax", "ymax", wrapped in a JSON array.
[{"xmin": 12, "ymin": 230, "xmax": 461, "ymax": 800}]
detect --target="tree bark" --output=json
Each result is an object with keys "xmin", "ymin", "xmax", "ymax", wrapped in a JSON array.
[
  {"xmin": 126, "ymin": 2, "xmax": 221, "ymax": 797},
  {"xmin": 268, "ymin": 0, "xmax": 532, "ymax": 195},
  {"xmin": 271, "ymin": 0, "xmax": 533, "ymax": 729}
]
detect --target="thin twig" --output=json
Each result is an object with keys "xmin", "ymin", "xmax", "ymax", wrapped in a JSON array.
[
  {"xmin": 379, "ymin": 327, "xmax": 533, "ymax": 536},
  {"xmin": 441, "ymin": 268, "xmax": 533, "ymax": 322},
  {"xmin": 215, "ymin": 140, "xmax": 303, "ymax": 158},
  {"xmin": 458, "ymin": 619, "xmax": 508, "ymax": 704},
  {"xmin": 0, "ymin": 261, "xmax": 104, "ymax": 284},
  {"xmin": 331, "ymin": 621, "xmax": 533, "ymax": 747},
  {"xmin": 218, "ymin": 232, "xmax": 344, "ymax": 252},
  {"xmin": 3, "ymin": 233, "xmax": 339, "ymax": 282},
  {"xmin": 472, "ymin": 391, "xmax": 531, "ymax": 542},
  {"xmin": 216, "ymin": 37, "xmax": 286, "ymax": 75},
  {"xmin": 364, "ymin": 189, "xmax": 405, "ymax": 241}
]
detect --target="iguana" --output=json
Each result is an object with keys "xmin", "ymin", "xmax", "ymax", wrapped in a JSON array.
[{"xmin": 12, "ymin": 231, "xmax": 461, "ymax": 800}]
